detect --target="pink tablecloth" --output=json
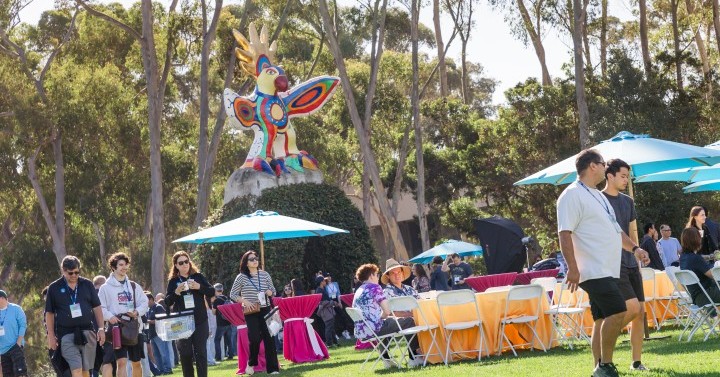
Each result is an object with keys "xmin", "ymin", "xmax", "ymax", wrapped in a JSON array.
[
  {"xmin": 515, "ymin": 269, "xmax": 560, "ymax": 285},
  {"xmin": 217, "ymin": 303, "xmax": 266, "ymax": 375},
  {"xmin": 276, "ymin": 295, "xmax": 329, "ymax": 363},
  {"xmin": 465, "ymin": 273, "xmax": 518, "ymax": 292},
  {"xmin": 340, "ymin": 293, "xmax": 354, "ymax": 307}
]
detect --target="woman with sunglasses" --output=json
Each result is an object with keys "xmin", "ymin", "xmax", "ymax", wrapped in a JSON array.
[
  {"xmin": 229, "ymin": 251, "xmax": 279, "ymax": 375},
  {"xmin": 164, "ymin": 251, "xmax": 215, "ymax": 377}
]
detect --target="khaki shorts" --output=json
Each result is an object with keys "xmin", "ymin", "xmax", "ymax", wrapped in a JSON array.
[{"xmin": 61, "ymin": 330, "xmax": 97, "ymax": 371}]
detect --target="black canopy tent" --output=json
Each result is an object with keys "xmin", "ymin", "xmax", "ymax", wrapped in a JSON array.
[{"xmin": 473, "ymin": 215, "xmax": 527, "ymax": 274}]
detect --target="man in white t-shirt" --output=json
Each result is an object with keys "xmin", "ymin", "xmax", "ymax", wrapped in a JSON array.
[
  {"xmin": 656, "ymin": 224, "xmax": 682, "ymax": 267},
  {"xmin": 557, "ymin": 149, "xmax": 649, "ymax": 377}
]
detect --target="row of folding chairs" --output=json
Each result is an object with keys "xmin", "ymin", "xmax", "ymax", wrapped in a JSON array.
[
  {"xmin": 346, "ymin": 285, "xmax": 549, "ymax": 369},
  {"xmin": 668, "ymin": 267, "xmax": 720, "ymax": 342}
]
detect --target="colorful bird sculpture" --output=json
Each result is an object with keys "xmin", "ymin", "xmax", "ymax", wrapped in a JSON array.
[{"xmin": 224, "ymin": 23, "xmax": 340, "ymax": 176}]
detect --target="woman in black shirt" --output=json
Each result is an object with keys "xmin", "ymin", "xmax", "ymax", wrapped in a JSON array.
[
  {"xmin": 165, "ymin": 251, "xmax": 215, "ymax": 377},
  {"xmin": 679, "ymin": 227, "xmax": 720, "ymax": 306}
]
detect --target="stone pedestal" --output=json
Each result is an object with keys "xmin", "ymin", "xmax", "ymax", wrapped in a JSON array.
[{"xmin": 224, "ymin": 168, "xmax": 324, "ymax": 203}]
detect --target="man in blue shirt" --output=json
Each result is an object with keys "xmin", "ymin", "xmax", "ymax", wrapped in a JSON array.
[{"xmin": 0, "ymin": 289, "xmax": 28, "ymax": 377}]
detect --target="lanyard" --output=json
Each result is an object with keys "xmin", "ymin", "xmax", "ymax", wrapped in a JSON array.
[
  {"xmin": 578, "ymin": 181, "xmax": 611, "ymax": 216},
  {"xmin": 248, "ymin": 273, "xmax": 262, "ymax": 292},
  {"xmin": 0, "ymin": 307, "xmax": 6, "ymax": 326},
  {"xmin": 119, "ymin": 278, "xmax": 132, "ymax": 300},
  {"xmin": 64, "ymin": 278, "xmax": 79, "ymax": 305}
]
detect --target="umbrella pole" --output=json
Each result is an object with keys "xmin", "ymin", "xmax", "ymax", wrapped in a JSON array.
[{"xmin": 260, "ymin": 232, "xmax": 265, "ymax": 270}]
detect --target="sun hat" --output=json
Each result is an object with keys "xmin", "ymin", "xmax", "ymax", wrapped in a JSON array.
[{"xmin": 381, "ymin": 258, "xmax": 411, "ymax": 285}]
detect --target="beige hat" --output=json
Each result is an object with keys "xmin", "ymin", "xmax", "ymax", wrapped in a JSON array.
[{"xmin": 381, "ymin": 258, "xmax": 411, "ymax": 285}]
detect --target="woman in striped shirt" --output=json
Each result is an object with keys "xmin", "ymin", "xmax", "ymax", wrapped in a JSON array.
[{"xmin": 229, "ymin": 250, "xmax": 279, "ymax": 375}]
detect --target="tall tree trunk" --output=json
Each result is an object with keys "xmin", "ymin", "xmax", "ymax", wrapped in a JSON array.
[
  {"xmin": 433, "ymin": 0, "xmax": 448, "ymax": 96},
  {"xmin": 714, "ymin": 0, "xmax": 720, "ymax": 52},
  {"xmin": 319, "ymin": 0, "xmax": 409, "ymax": 261},
  {"xmin": 600, "ymin": 0, "xmax": 607, "ymax": 77},
  {"xmin": 581, "ymin": 0, "xmax": 592, "ymax": 77},
  {"xmin": 92, "ymin": 222, "xmax": 106, "ymax": 263},
  {"xmin": 671, "ymin": 0, "xmax": 684, "ymax": 93},
  {"xmin": 639, "ymin": 0, "xmax": 652, "ymax": 75},
  {"xmin": 411, "ymin": 0, "xmax": 429, "ymax": 252},
  {"xmin": 573, "ymin": 0, "xmax": 591, "ymax": 147},
  {"xmin": 685, "ymin": 0, "xmax": 711, "ymax": 88},
  {"xmin": 460, "ymin": 37, "xmax": 470, "ymax": 104},
  {"xmin": 516, "ymin": 0, "xmax": 552, "ymax": 85}
]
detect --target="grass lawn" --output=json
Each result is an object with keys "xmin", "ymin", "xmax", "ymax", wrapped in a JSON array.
[{"xmin": 169, "ymin": 327, "xmax": 720, "ymax": 376}]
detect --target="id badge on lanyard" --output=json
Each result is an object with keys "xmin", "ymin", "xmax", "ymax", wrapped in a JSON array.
[
  {"xmin": 0, "ymin": 326, "xmax": 5, "ymax": 336},
  {"xmin": 257, "ymin": 292, "xmax": 267, "ymax": 306},
  {"xmin": 183, "ymin": 294, "xmax": 195, "ymax": 309},
  {"xmin": 70, "ymin": 304, "xmax": 82, "ymax": 318}
]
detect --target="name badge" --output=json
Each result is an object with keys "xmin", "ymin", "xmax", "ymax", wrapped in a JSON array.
[
  {"xmin": 0, "ymin": 326, "xmax": 5, "ymax": 336},
  {"xmin": 183, "ymin": 294, "xmax": 195, "ymax": 309},
  {"xmin": 126, "ymin": 300, "xmax": 134, "ymax": 311},
  {"xmin": 330, "ymin": 293, "xmax": 337, "ymax": 299},
  {"xmin": 70, "ymin": 304, "xmax": 82, "ymax": 318},
  {"xmin": 257, "ymin": 292, "xmax": 267, "ymax": 306},
  {"xmin": 453, "ymin": 276, "xmax": 460, "ymax": 283}
]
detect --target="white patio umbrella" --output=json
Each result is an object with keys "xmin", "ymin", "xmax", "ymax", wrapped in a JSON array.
[{"xmin": 173, "ymin": 210, "xmax": 349, "ymax": 268}]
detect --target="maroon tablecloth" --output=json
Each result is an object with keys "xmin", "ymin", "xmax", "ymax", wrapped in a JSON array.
[
  {"xmin": 276, "ymin": 294, "xmax": 329, "ymax": 363},
  {"xmin": 216, "ymin": 303, "xmax": 266, "ymax": 375},
  {"xmin": 465, "ymin": 273, "xmax": 518, "ymax": 292},
  {"xmin": 514, "ymin": 269, "xmax": 560, "ymax": 285}
]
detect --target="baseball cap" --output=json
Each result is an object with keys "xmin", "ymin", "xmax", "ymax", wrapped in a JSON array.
[
  {"xmin": 213, "ymin": 283, "xmax": 223, "ymax": 291},
  {"xmin": 0, "ymin": 290, "xmax": 7, "ymax": 299}
]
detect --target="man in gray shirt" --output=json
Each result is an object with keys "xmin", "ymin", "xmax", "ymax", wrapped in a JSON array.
[{"xmin": 602, "ymin": 159, "xmax": 648, "ymax": 371}]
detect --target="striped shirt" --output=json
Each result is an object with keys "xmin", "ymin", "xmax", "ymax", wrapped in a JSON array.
[{"xmin": 230, "ymin": 271, "xmax": 276, "ymax": 306}]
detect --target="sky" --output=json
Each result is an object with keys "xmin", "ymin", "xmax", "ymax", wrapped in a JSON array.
[{"xmin": 19, "ymin": 0, "xmax": 636, "ymax": 105}]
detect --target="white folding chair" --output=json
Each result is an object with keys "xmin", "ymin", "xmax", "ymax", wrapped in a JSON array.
[
  {"xmin": 485, "ymin": 285, "xmax": 513, "ymax": 293},
  {"xmin": 544, "ymin": 280, "xmax": 589, "ymax": 349},
  {"xmin": 387, "ymin": 296, "xmax": 443, "ymax": 367},
  {"xmin": 665, "ymin": 266, "xmax": 696, "ymax": 331},
  {"xmin": 497, "ymin": 284, "xmax": 548, "ymax": 356},
  {"xmin": 436, "ymin": 290, "xmax": 489, "ymax": 366},
  {"xmin": 345, "ymin": 307, "xmax": 402, "ymax": 369},
  {"xmin": 640, "ymin": 267, "xmax": 660, "ymax": 331},
  {"xmin": 530, "ymin": 277, "xmax": 557, "ymax": 305},
  {"xmin": 673, "ymin": 270, "xmax": 719, "ymax": 342}
]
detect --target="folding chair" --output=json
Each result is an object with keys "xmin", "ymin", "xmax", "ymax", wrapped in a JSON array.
[
  {"xmin": 497, "ymin": 284, "xmax": 548, "ymax": 356},
  {"xmin": 666, "ymin": 266, "xmax": 695, "ymax": 326},
  {"xmin": 345, "ymin": 307, "xmax": 402, "ymax": 369},
  {"xmin": 530, "ymin": 277, "xmax": 557, "ymax": 305},
  {"xmin": 656, "ymin": 266, "xmax": 683, "ymax": 326},
  {"xmin": 387, "ymin": 296, "xmax": 443, "ymax": 367},
  {"xmin": 640, "ymin": 267, "xmax": 660, "ymax": 330},
  {"xmin": 544, "ymin": 280, "xmax": 589, "ymax": 349},
  {"xmin": 673, "ymin": 270, "xmax": 719, "ymax": 342},
  {"xmin": 436, "ymin": 290, "xmax": 489, "ymax": 366}
]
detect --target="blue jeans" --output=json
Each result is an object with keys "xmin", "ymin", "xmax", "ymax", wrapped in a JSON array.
[
  {"xmin": 215, "ymin": 325, "xmax": 234, "ymax": 359},
  {"xmin": 229, "ymin": 326, "xmax": 237, "ymax": 356},
  {"xmin": 150, "ymin": 336, "xmax": 173, "ymax": 374}
]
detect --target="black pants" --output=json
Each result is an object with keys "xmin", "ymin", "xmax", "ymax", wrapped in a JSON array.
[
  {"xmin": 334, "ymin": 307, "xmax": 354, "ymax": 335},
  {"xmin": 324, "ymin": 318, "xmax": 337, "ymax": 345},
  {"xmin": 177, "ymin": 320, "xmax": 209, "ymax": 377},
  {"xmin": 214, "ymin": 325, "xmax": 233, "ymax": 360},
  {"xmin": 1, "ymin": 344, "xmax": 28, "ymax": 377},
  {"xmin": 246, "ymin": 307, "xmax": 279, "ymax": 373},
  {"xmin": 376, "ymin": 317, "xmax": 419, "ymax": 360}
]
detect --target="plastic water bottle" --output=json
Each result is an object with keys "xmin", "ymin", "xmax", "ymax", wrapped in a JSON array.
[{"xmin": 112, "ymin": 325, "xmax": 122, "ymax": 349}]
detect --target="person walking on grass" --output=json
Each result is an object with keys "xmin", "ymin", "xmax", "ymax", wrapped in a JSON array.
[
  {"xmin": 601, "ymin": 158, "xmax": 650, "ymax": 371},
  {"xmin": 558, "ymin": 150, "xmax": 649, "ymax": 377},
  {"xmin": 0, "ymin": 290, "xmax": 28, "ymax": 377}
]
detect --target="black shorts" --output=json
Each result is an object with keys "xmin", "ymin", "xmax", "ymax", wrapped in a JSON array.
[
  {"xmin": 618, "ymin": 266, "xmax": 645, "ymax": 302},
  {"xmin": 102, "ymin": 341, "xmax": 145, "ymax": 364},
  {"xmin": 1, "ymin": 344, "xmax": 28, "ymax": 376},
  {"xmin": 579, "ymin": 277, "xmax": 627, "ymax": 321}
]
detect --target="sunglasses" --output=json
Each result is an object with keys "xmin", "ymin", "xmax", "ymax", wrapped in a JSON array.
[
  {"xmin": 247, "ymin": 257, "xmax": 258, "ymax": 262},
  {"xmin": 65, "ymin": 270, "xmax": 80, "ymax": 276},
  {"xmin": 176, "ymin": 259, "xmax": 190, "ymax": 266}
]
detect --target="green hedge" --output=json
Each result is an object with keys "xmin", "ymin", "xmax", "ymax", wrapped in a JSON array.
[{"xmin": 195, "ymin": 183, "xmax": 377, "ymax": 295}]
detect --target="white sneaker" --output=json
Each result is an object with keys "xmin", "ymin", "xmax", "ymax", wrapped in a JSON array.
[
  {"xmin": 269, "ymin": 372, "xmax": 279, "ymax": 375},
  {"xmin": 342, "ymin": 330, "xmax": 351, "ymax": 340},
  {"xmin": 382, "ymin": 359, "xmax": 399, "ymax": 369},
  {"xmin": 408, "ymin": 355, "xmax": 425, "ymax": 367},
  {"xmin": 245, "ymin": 363, "xmax": 254, "ymax": 375}
]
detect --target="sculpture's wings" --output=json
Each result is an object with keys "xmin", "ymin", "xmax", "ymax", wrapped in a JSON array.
[
  {"xmin": 281, "ymin": 76, "xmax": 340, "ymax": 118},
  {"xmin": 224, "ymin": 88, "xmax": 258, "ymax": 129}
]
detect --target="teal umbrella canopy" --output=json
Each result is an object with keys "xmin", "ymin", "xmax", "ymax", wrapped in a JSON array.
[
  {"xmin": 635, "ymin": 163, "xmax": 720, "ymax": 183},
  {"xmin": 683, "ymin": 179, "xmax": 720, "ymax": 193},
  {"xmin": 515, "ymin": 131, "xmax": 720, "ymax": 186},
  {"xmin": 173, "ymin": 210, "xmax": 348, "ymax": 244},
  {"xmin": 408, "ymin": 240, "xmax": 483, "ymax": 264}
]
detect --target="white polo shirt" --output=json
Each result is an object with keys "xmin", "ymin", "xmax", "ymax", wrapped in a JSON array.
[{"xmin": 557, "ymin": 181, "xmax": 623, "ymax": 283}]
